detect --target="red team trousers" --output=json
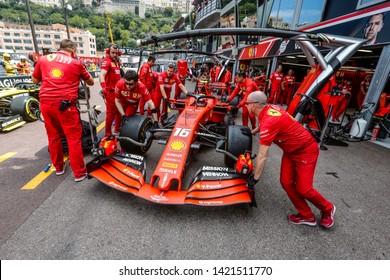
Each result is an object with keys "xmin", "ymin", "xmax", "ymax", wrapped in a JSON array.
[
  {"xmin": 105, "ymin": 89, "xmax": 121, "ymax": 135},
  {"xmin": 40, "ymin": 102, "xmax": 86, "ymax": 178},
  {"xmin": 279, "ymin": 141, "xmax": 332, "ymax": 218}
]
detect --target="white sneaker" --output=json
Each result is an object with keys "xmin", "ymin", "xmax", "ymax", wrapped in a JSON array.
[
  {"xmin": 74, "ymin": 173, "xmax": 88, "ymax": 182},
  {"xmin": 56, "ymin": 165, "xmax": 66, "ymax": 176}
]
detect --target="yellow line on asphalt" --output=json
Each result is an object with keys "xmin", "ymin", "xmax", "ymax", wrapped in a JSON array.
[
  {"xmin": 0, "ymin": 152, "xmax": 17, "ymax": 163},
  {"xmin": 20, "ymin": 120, "xmax": 104, "ymax": 190},
  {"xmin": 21, "ymin": 155, "xmax": 69, "ymax": 190},
  {"xmin": 97, "ymin": 121, "xmax": 105, "ymax": 133}
]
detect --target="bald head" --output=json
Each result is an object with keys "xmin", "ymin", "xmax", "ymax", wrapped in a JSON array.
[{"xmin": 247, "ymin": 91, "xmax": 267, "ymax": 105}]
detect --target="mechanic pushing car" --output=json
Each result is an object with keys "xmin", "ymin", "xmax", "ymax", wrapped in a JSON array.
[
  {"xmin": 114, "ymin": 70, "xmax": 159, "ymax": 127},
  {"xmin": 99, "ymin": 43, "xmax": 122, "ymax": 136},
  {"xmin": 154, "ymin": 63, "xmax": 188, "ymax": 122},
  {"xmin": 227, "ymin": 71, "xmax": 258, "ymax": 130},
  {"xmin": 246, "ymin": 90, "xmax": 336, "ymax": 228},
  {"xmin": 32, "ymin": 39, "xmax": 94, "ymax": 182}
]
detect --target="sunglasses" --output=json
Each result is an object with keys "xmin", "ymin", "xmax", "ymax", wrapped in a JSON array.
[
  {"xmin": 125, "ymin": 81, "xmax": 135, "ymax": 86},
  {"xmin": 245, "ymin": 101, "xmax": 259, "ymax": 105}
]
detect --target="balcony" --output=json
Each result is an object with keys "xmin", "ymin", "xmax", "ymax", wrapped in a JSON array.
[{"xmin": 194, "ymin": 0, "xmax": 221, "ymax": 29}]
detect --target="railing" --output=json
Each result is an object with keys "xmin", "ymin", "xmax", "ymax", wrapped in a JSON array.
[{"xmin": 194, "ymin": 0, "xmax": 221, "ymax": 26}]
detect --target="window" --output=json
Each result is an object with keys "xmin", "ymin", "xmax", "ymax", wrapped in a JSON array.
[
  {"xmin": 297, "ymin": 0, "xmax": 324, "ymax": 28},
  {"xmin": 5, "ymin": 46, "xmax": 13, "ymax": 50},
  {"xmin": 78, "ymin": 37, "xmax": 82, "ymax": 41},
  {"xmin": 13, "ymin": 39, "xmax": 22, "ymax": 43},
  {"xmin": 15, "ymin": 46, "xmax": 23, "ymax": 50},
  {"xmin": 80, "ymin": 50, "xmax": 84, "ymax": 54},
  {"xmin": 44, "ymin": 34, "xmax": 51, "ymax": 38},
  {"xmin": 43, "ymin": 40, "xmax": 51, "ymax": 45},
  {"xmin": 55, "ymin": 41, "xmax": 61, "ymax": 45},
  {"xmin": 35, "ymin": 34, "xmax": 41, "ymax": 38},
  {"xmin": 268, "ymin": 0, "xmax": 297, "ymax": 30},
  {"xmin": 4, "ymin": 39, "xmax": 12, "ymax": 43},
  {"xmin": 54, "ymin": 35, "xmax": 60, "ymax": 39},
  {"xmin": 24, "ymin": 33, "xmax": 31, "ymax": 37},
  {"xmin": 357, "ymin": 0, "xmax": 387, "ymax": 9},
  {"xmin": 25, "ymin": 46, "xmax": 33, "ymax": 51},
  {"xmin": 14, "ymin": 33, "xmax": 21, "ymax": 37},
  {"xmin": 4, "ymin": 32, "xmax": 10, "ymax": 36},
  {"xmin": 23, "ymin": 39, "xmax": 32, "ymax": 44}
]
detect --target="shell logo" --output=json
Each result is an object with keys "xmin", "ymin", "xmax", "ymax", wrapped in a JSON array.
[
  {"xmin": 195, "ymin": 183, "xmax": 201, "ymax": 189},
  {"xmin": 51, "ymin": 68, "xmax": 63, "ymax": 78},
  {"xmin": 170, "ymin": 140, "xmax": 185, "ymax": 151}
]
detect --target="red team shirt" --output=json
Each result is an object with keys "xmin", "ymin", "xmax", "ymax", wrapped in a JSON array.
[
  {"xmin": 115, "ymin": 80, "xmax": 151, "ymax": 106},
  {"xmin": 270, "ymin": 72, "xmax": 283, "ymax": 91},
  {"xmin": 101, "ymin": 56, "xmax": 121, "ymax": 89},
  {"xmin": 258, "ymin": 105, "xmax": 315, "ymax": 153},
  {"xmin": 33, "ymin": 51, "xmax": 91, "ymax": 103},
  {"xmin": 139, "ymin": 62, "xmax": 154, "ymax": 91},
  {"xmin": 155, "ymin": 71, "xmax": 182, "ymax": 96},
  {"xmin": 228, "ymin": 77, "xmax": 260, "ymax": 107},
  {"xmin": 282, "ymin": 74, "xmax": 295, "ymax": 88}
]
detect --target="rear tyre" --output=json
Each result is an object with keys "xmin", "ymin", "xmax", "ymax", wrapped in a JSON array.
[
  {"xmin": 120, "ymin": 115, "xmax": 153, "ymax": 154},
  {"xmin": 10, "ymin": 96, "xmax": 40, "ymax": 122},
  {"xmin": 224, "ymin": 125, "xmax": 252, "ymax": 168}
]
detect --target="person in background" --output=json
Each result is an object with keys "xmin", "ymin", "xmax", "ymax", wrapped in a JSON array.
[
  {"xmin": 267, "ymin": 65, "xmax": 283, "ymax": 104},
  {"xmin": 280, "ymin": 69, "xmax": 296, "ymax": 106},
  {"xmin": 16, "ymin": 56, "xmax": 31, "ymax": 75},
  {"xmin": 31, "ymin": 39, "xmax": 94, "ymax": 182},
  {"xmin": 138, "ymin": 55, "xmax": 156, "ymax": 115},
  {"xmin": 363, "ymin": 13, "xmax": 385, "ymax": 45},
  {"xmin": 99, "ymin": 44, "xmax": 122, "ymax": 136},
  {"xmin": 154, "ymin": 63, "xmax": 188, "ymax": 121},
  {"xmin": 357, "ymin": 74, "xmax": 372, "ymax": 109},
  {"xmin": 1, "ymin": 53, "xmax": 17, "ymax": 76},
  {"xmin": 246, "ymin": 90, "xmax": 336, "ymax": 228},
  {"xmin": 227, "ymin": 71, "xmax": 259, "ymax": 129}
]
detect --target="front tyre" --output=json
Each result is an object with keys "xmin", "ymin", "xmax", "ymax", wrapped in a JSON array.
[
  {"xmin": 120, "ymin": 115, "xmax": 153, "ymax": 154},
  {"xmin": 224, "ymin": 125, "xmax": 252, "ymax": 168}
]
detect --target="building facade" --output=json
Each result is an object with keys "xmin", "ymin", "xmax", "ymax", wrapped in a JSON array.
[{"xmin": 0, "ymin": 21, "xmax": 97, "ymax": 56}]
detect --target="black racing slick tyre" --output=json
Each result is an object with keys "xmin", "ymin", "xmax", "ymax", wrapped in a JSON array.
[
  {"xmin": 224, "ymin": 125, "xmax": 252, "ymax": 168},
  {"xmin": 10, "ymin": 96, "xmax": 40, "ymax": 122},
  {"xmin": 120, "ymin": 115, "xmax": 153, "ymax": 155}
]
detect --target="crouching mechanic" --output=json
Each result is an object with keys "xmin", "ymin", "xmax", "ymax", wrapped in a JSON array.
[
  {"xmin": 246, "ymin": 90, "xmax": 336, "ymax": 228},
  {"xmin": 114, "ymin": 70, "xmax": 158, "ymax": 128}
]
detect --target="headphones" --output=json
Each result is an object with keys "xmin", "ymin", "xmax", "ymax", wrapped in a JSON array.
[{"xmin": 105, "ymin": 44, "xmax": 122, "ymax": 56}]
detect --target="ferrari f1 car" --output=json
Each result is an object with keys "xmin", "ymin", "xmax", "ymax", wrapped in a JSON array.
[
  {"xmin": 0, "ymin": 81, "xmax": 40, "ymax": 132},
  {"xmin": 87, "ymin": 28, "xmax": 365, "ymax": 206}
]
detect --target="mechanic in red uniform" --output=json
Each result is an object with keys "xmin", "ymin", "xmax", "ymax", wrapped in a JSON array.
[
  {"xmin": 357, "ymin": 74, "xmax": 372, "ymax": 109},
  {"xmin": 115, "ymin": 70, "xmax": 158, "ymax": 125},
  {"xmin": 246, "ymin": 90, "xmax": 336, "ymax": 228},
  {"xmin": 99, "ymin": 44, "xmax": 122, "ymax": 136},
  {"xmin": 332, "ymin": 79, "xmax": 352, "ymax": 122},
  {"xmin": 222, "ymin": 67, "xmax": 232, "ymax": 95},
  {"xmin": 138, "ymin": 55, "xmax": 156, "ymax": 115},
  {"xmin": 280, "ymin": 69, "xmax": 296, "ymax": 105},
  {"xmin": 154, "ymin": 63, "xmax": 188, "ymax": 121},
  {"xmin": 227, "ymin": 71, "xmax": 258, "ymax": 129},
  {"xmin": 32, "ymin": 39, "xmax": 94, "ymax": 182},
  {"xmin": 268, "ymin": 65, "xmax": 283, "ymax": 104}
]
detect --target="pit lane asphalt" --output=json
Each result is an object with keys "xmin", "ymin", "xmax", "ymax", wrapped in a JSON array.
[{"xmin": 0, "ymin": 81, "xmax": 389, "ymax": 260}]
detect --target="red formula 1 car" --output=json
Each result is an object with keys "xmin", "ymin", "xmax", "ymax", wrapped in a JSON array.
[
  {"xmin": 87, "ymin": 28, "xmax": 365, "ymax": 206},
  {"xmin": 87, "ymin": 92, "xmax": 253, "ymax": 206}
]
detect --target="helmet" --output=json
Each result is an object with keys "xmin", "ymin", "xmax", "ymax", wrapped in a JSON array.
[
  {"xmin": 20, "ymin": 55, "xmax": 27, "ymax": 60},
  {"xmin": 2, "ymin": 53, "xmax": 11, "ymax": 60}
]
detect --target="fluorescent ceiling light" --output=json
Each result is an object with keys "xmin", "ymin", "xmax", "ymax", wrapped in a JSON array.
[{"xmin": 357, "ymin": 49, "xmax": 373, "ymax": 53}]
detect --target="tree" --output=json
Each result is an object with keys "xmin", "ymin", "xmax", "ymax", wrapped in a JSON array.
[
  {"xmin": 164, "ymin": 7, "xmax": 173, "ymax": 17},
  {"xmin": 120, "ymin": 30, "xmax": 130, "ymax": 46},
  {"xmin": 49, "ymin": 13, "xmax": 65, "ymax": 24}
]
